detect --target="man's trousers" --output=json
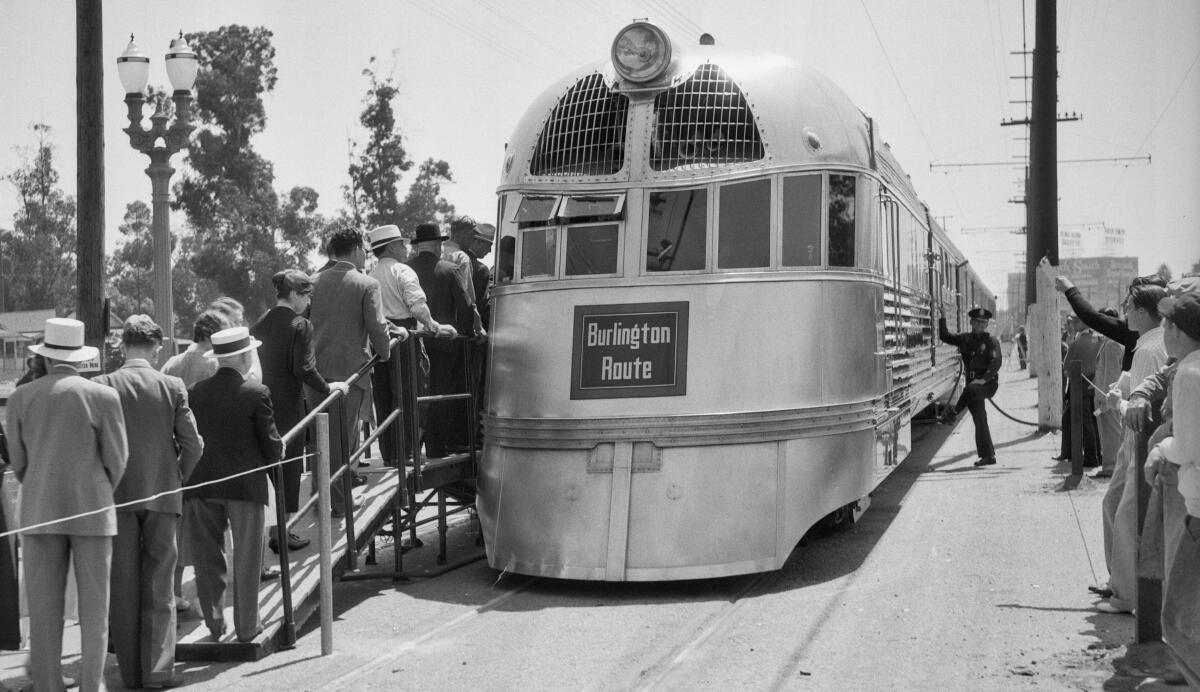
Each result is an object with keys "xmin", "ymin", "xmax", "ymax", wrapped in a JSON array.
[
  {"xmin": 111, "ymin": 509, "xmax": 178, "ymax": 687},
  {"xmin": 23, "ymin": 533, "xmax": 111, "ymax": 692},
  {"xmin": 185, "ymin": 497, "xmax": 264, "ymax": 641}
]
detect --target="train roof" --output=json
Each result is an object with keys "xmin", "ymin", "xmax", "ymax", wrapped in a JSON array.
[{"xmin": 500, "ymin": 31, "xmax": 883, "ymax": 187}]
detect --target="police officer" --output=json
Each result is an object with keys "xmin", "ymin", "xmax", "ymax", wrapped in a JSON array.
[{"xmin": 938, "ymin": 307, "xmax": 1003, "ymax": 466}]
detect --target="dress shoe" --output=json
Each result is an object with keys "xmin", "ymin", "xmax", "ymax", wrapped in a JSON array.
[
  {"xmin": 268, "ymin": 532, "xmax": 311, "ymax": 554},
  {"xmin": 208, "ymin": 621, "xmax": 229, "ymax": 640},
  {"xmin": 1094, "ymin": 600, "xmax": 1132, "ymax": 614},
  {"xmin": 1087, "ymin": 585, "xmax": 1114, "ymax": 598},
  {"xmin": 974, "ymin": 457, "xmax": 997, "ymax": 467},
  {"xmin": 331, "ymin": 502, "xmax": 360, "ymax": 518},
  {"xmin": 143, "ymin": 676, "xmax": 186, "ymax": 689},
  {"xmin": 261, "ymin": 566, "xmax": 280, "ymax": 582},
  {"xmin": 1162, "ymin": 668, "xmax": 1187, "ymax": 685},
  {"xmin": 1091, "ymin": 470, "xmax": 1113, "ymax": 479},
  {"xmin": 236, "ymin": 626, "xmax": 265, "ymax": 644},
  {"xmin": 1051, "ymin": 455, "xmax": 1069, "ymax": 462},
  {"xmin": 357, "ymin": 459, "xmax": 371, "ymax": 468},
  {"xmin": 352, "ymin": 473, "xmax": 368, "ymax": 487}
]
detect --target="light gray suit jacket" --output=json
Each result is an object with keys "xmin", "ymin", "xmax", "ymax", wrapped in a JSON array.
[
  {"xmin": 310, "ymin": 260, "xmax": 393, "ymax": 390},
  {"xmin": 8, "ymin": 363, "xmax": 129, "ymax": 536},
  {"xmin": 95, "ymin": 359, "xmax": 204, "ymax": 515}
]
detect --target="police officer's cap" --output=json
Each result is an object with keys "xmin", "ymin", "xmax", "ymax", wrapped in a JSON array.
[{"xmin": 968, "ymin": 307, "xmax": 993, "ymax": 321}]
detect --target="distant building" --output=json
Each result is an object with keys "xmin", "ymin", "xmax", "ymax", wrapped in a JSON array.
[{"xmin": 1057, "ymin": 256, "xmax": 1139, "ymax": 311}]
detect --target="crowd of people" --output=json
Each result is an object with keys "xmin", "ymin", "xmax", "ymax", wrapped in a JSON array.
[
  {"xmin": 0, "ymin": 216, "xmax": 494, "ymax": 690},
  {"xmin": 1054, "ymin": 271, "xmax": 1200, "ymax": 686}
]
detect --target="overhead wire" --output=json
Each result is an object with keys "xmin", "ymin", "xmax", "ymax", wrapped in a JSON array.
[
  {"xmin": 408, "ymin": 0, "xmax": 541, "ymax": 71},
  {"xmin": 858, "ymin": 0, "xmax": 969, "ymax": 232},
  {"xmin": 1100, "ymin": 43, "xmax": 1200, "ymax": 220}
]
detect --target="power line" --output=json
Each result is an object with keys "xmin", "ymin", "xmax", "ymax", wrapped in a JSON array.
[{"xmin": 930, "ymin": 155, "xmax": 1150, "ymax": 170}]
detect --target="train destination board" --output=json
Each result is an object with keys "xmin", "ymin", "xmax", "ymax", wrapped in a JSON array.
[{"xmin": 571, "ymin": 302, "xmax": 689, "ymax": 399}]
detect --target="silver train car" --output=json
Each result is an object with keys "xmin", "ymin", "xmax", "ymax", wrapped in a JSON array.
[{"xmin": 477, "ymin": 22, "xmax": 996, "ymax": 581}]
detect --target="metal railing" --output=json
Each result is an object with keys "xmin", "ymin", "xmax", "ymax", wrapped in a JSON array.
[{"xmin": 269, "ymin": 331, "xmax": 481, "ymax": 649}]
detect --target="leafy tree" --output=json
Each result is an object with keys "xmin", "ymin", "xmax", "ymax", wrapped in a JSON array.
[
  {"xmin": 106, "ymin": 201, "xmax": 155, "ymax": 318},
  {"xmin": 175, "ymin": 25, "xmax": 311, "ymax": 321},
  {"xmin": 345, "ymin": 59, "xmax": 456, "ymax": 236},
  {"xmin": 1156, "ymin": 263, "xmax": 1173, "ymax": 284},
  {"xmin": 4, "ymin": 123, "xmax": 77, "ymax": 314}
]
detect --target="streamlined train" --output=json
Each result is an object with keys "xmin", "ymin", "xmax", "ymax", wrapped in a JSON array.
[{"xmin": 477, "ymin": 21, "xmax": 995, "ymax": 581}]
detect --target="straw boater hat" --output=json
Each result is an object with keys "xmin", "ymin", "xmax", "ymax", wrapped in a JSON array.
[
  {"xmin": 204, "ymin": 326, "xmax": 262, "ymax": 358},
  {"xmin": 368, "ymin": 224, "xmax": 406, "ymax": 251},
  {"xmin": 30, "ymin": 318, "xmax": 99, "ymax": 363}
]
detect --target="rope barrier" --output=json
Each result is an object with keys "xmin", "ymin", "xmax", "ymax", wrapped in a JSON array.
[{"xmin": 0, "ymin": 451, "xmax": 308, "ymax": 539}]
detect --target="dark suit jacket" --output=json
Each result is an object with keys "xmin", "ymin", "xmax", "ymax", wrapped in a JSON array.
[
  {"xmin": 467, "ymin": 249, "xmax": 491, "ymax": 328},
  {"xmin": 96, "ymin": 360, "xmax": 204, "ymax": 515},
  {"xmin": 310, "ymin": 260, "xmax": 392, "ymax": 389},
  {"xmin": 407, "ymin": 251, "xmax": 472, "ymax": 352},
  {"xmin": 252, "ymin": 306, "xmax": 330, "ymax": 436},
  {"xmin": 185, "ymin": 367, "xmax": 282, "ymax": 505}
]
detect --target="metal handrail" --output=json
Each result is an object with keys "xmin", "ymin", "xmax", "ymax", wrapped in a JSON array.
[{"xmin": 271, "ymin": 330, "xmax": 477, "ymax": 645}]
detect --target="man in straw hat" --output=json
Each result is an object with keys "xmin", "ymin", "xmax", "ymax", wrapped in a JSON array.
[
  {"xmin": 184, "ymin": 326, "xmax": 282, "ymax": 643},
  {"xmin": 96, "ymin": 315, "xmax": 203, "ymax": 689},
  {"xmin": 367, "ymin": 224, "xmax": 453, "ymax": 466},
  {"xmin": 7, "ymin": 317, "xmax": 129, "ymax": 691}
]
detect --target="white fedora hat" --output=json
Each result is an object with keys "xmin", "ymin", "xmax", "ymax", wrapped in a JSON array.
[
  {"xmin": 204, "ymin": 326, "xmax": 262, "ymax": 358},
  {"xmin": 30, "ymin": 318, "xmax": 99, "ymax": 363},
  {"xmin": 368, "ymin": 224, "xmax": 405, "ymax": 251}
]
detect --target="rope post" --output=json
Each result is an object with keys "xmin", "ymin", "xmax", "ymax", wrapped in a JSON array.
[
  {"xmin": 1067, "ymin": 359, "xmax": 1083, "ymax": 477},
  {"xmin": 315, "ymin": 413, "xmax": 335, "ymax": 656},
  {"xmin": 1135, "ymin": 425, "xmax": 1162, "ymax": 643},
  {"xmin": 272, "ymin": 461, "xmax": 296, "ymax": 649}
]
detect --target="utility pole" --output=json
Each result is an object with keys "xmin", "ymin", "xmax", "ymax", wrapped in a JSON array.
[
  {"xmin": 1027, "ymin": 0, "xmax": 1057, "ymax": 306},
  {"xmin": 76, "ymin": 0, "xmax": 105, "ymax": 348}
]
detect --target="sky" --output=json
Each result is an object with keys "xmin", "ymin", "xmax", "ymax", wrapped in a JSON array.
[{"xmin": 0, "ymin": 0, "xmax": 1197, "ymax": 311}]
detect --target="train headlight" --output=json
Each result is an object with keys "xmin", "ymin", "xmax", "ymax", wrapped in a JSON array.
[{"xmin": 611, "ymin": 22, "xmax": 672, "ymax": 83}]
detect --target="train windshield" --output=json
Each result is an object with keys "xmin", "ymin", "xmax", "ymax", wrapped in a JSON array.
[{"xmin": 646, "ymin": 188, "xmax": 707, "ymax": 272}]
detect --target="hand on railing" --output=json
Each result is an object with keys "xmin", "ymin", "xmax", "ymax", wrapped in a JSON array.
[{"xmin": 328, "ymin": 381, "xmax": 349, "ymax": 396}]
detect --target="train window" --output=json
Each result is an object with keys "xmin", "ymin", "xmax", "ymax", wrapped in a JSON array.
[
  {"xmin": 646, "ymin": 188, "xmax": 707, "ymax": 272},
  {"xmin": 565, "ymin": 224, "xmax": 620, "ymax": 276},
  {"xmin": 782, "ymin": 175, "xmax": 822, "ymax": 266},
  {"xmin": 512, "ymin": 195, "xmax": 560, "ymax": 226},
  {"xmin": 519, "ymin": 227, "xmax": 557, "ymax": 279},
  {"xmin": 828, "ymin": 174, "xmax": 856, "ymax": 267},
  {"xmin": 560, "ymin": 194, "xmax": 625, "ymax": 221},
  {"xmin": 717, "ymin": 179, "xmax": 770, "ymax": 269}
]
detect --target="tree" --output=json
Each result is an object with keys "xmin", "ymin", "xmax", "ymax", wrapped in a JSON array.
[
  {"xmin": 175, "ymin": 25, "xmax": 315, "ymax": 321},
  {"xmin": 106, "ymin": 201, "xmax": 155, "ymax": 318},
  {"xmin": 1156, "ymin": 263, "xmax": 1172, "ymax": 284},
  {"xmin": 345, "ymin": 59, "xmax": 456, "ymax": 236},
  {"xmin": 4, "ymin": 123, "xmax": 78, "ymax": 314}
]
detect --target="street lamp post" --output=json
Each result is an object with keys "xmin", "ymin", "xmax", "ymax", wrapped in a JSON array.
[{"xmin": 116, "ymin": 34, "xmax": 198, "ymax": 357}]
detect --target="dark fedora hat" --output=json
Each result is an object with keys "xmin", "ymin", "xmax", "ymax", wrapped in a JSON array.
[
  {"xmin": 412, "ymin": 223, "xmax": 449, "ymax": 243},
  {"xmin": 968, "ymin": 307, "xmax": 993, "ymax": 321}
]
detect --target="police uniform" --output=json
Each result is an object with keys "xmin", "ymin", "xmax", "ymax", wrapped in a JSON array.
[{"xmin": 939, "ymin": 307, "xmax": 1003, "ymax": 466}]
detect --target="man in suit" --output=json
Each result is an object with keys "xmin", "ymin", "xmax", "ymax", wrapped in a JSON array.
[
  {"xmin": 96, "ymin": 315, "xmax": 203, "ymax": 689},
  {"xmin": 308, "ymin": 227, "xmax": 404, "ymax": 515},
  {"xmin": 8, "ymin": 318, "xmax": 128, "ymax": 692},
  {"xmin": 185, "ymin": 326, "xmax": 282, "ymax": 642},
  {"xmin": 1054, "ymin": 315, "xmax": 1102, "ymax": 467},
  {"xmin": 407, "ymin": 222, "xmax": 475, "ymax": 458}
]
